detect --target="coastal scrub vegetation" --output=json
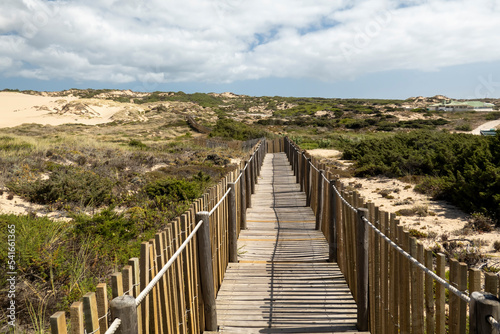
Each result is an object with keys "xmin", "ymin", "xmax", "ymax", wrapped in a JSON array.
[{"xmin": 342, "ymin": 130, "xmax": 500, "ymax": 224}]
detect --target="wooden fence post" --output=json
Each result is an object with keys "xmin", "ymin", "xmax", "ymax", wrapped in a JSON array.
[
  {"xmin": 239, "ymin": 169, "xmax": 247, "ymax": 230},
  {"xmin": 110, "ymin": 295, "xmax": 139, "ymax": 334},
  {"xmin": 316, "ymin": 170, "xmax": 324, "ymax": 230},
  {"xmin": 305, "ymin": 158, "xmax": 311, "ymax": 207},
  {"xmin": 228, "ymin": 182, "xmax": 238, "ymax": 263},
  {"xmin": 250, "ymin": 156, "xmax": 255, "ymax": 195},
  {"xmin": 195, "ymin": 211, "xmax": 218, "ymax": 331},
  {"xmin": 245, "ymin": 161, "xmax": 252, "ymax": 209},
  {"xmin": 328, "ymin": 179, "xmax": 338, "ymax": 262},
  {"xmin": 356, "ymin": 207, "xmax": 369, "ymax": 331},
  {"xmin": 469, "ymin": 292, "xmax": 500, "ymax": 334}
]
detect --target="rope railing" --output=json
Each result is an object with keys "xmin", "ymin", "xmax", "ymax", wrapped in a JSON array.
[
  {"xmin": 135, "ymin": 219, "xmax": 204, "ymax": 306},
  {"xmin": 488, "ymin": 316, "xmax": 500, "ymax": 331},
  {"xmin": 104, "ymin": 319, "xmax": 121, "ymax": 334},
  {"xmin": 209, "ymin": 188, "xmax": 231, "ymax": 216},
  {"xmin": 361, "ymin": 216, "xmax": 471, "ymax": 303},
  {"xmin": 290, "ymin": 139, "xmax": 471, "ymax": 303}
]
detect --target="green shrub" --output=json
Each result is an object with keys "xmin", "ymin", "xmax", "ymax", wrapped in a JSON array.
[
  {"xmin": 210, "ymin": 118, "xmax": 267, "ymax": 141},
  {"xmin": 9, "ymin": 166, "xmax": 114, "ymax": 207},
  {"xmin": 342, "ymin": 130, "xmax": 500, "ymax": 224},
  {"xmin": 128, "ymin": 139, "xmax": 147, "ymax": 149},
  {"xmin": 144, "ymin": 178, "xmax": 202, "ymax": 202}
]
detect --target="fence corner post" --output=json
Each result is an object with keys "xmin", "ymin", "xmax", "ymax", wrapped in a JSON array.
[
  {"xmin": 109, "ymin": 295, "xmax": 138, "ymax": 334},
  {"xmin": 356, "ymin": 207, "xmax": 369, "ymax": 331},
  {"xmin": 195, "ymin": 211, "xmax": 218, "ymax": 331},
  {"xmin": 469, "ymin": 291, "xmax": 500, "ymax": 334}
]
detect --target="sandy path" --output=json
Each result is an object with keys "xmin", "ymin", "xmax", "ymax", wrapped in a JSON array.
[{"xmin": 470, "ymin": 120, "xmax": 500, "ymax": 135}]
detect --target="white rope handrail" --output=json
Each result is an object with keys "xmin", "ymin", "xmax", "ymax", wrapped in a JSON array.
[
  {"xmin": 322, "ymin": 172, "xmax": 329, "ymax": 183},
  {"xmin": 209, "ymin": 188, "xmax": 231, "ymax": 216},
  {"xmin": 136, "ymin": 219, "xmax": 204, "ymax": 306},
  {"xmin": 361, "ymin": 216, "xmax": 471, "ymax": 303},
  {"xmin": 234, "ymin": 170, "xmax": 243, "ymax": 184},
  {"xmin": 488, "ymin": 316, "xmax": 500, "ymax": 331},
  {"xmin": 309, "ymin": 160, "xmax": 320, "ymax": 173},
  {"xmin": 104, "ymin": 319, "xmax": 121, "ymax": 334}
]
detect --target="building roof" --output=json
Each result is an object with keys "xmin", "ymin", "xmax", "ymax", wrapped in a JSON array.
[{"xmin": 429, "ymin": 100, "xmax": 495, "ymax": 108}]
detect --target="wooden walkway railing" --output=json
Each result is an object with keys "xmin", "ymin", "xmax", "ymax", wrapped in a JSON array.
[
  {"xmin": 50, "ymin": 139, "xmax": 268, "ymax": 334},
  {"xmin": 283, "ymin": 136, "xmax": 500, "ymax": 334},
  {"xmin": 50, "ymin": 136, "xmax": 500, "ymax": 334}
]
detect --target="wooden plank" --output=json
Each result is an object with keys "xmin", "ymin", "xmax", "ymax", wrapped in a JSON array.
[
  {"xmin": 436, "ymin": 253, "xmax": 446, "ymax": 334},
  {"xmin": 128, "ymin": 258, "xmax": 141, "ymax": 334},
  {"xmin": 425, "ymin": 249, "xmax": 435, "ymax": 334},
  {"xmin": 95, "ymin": 283, "xmax": 108, "ymax": 332},
  {"xmin": 82, "ymin": 292, "xmax": 99, "ymax": 334},
  {"xmin": 154, "ymin": 231, "xmax": 170, "ymax": 333},
  {"xmin": 148, "ymin": 239, "xmax": 160, "ymax": 334},
  {"xmin": 50, "ymin": 312, "xmax": 67, "ymax": 334},
  {"xmin": 70, "ymin": 302, "xmax": 84, "ymax": 334},
  {"xmin": 111, "ymin": 273, "xmax": 123, "ymax": 299},
  {"xmin": 173, "ymin": 218, "xmax": 188, "ymax": 334},
  {"xmin": 139, "ymin": 242, "xmax": 149, "ymax": 334}
]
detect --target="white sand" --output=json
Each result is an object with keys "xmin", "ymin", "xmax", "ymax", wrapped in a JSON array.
[
  {"xmin": 0, "ymin": 92, "xmax": 126, "ymax": 128},
  {"xmin": 308, "ymin": 149, "xmax": 500, "ymax": 261}
]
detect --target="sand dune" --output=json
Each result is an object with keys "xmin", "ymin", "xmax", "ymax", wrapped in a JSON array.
[{"xmin": 0, "ymin": 92, "xmax": 127, "ymax": 128}]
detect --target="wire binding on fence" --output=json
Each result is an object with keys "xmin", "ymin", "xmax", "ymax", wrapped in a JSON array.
[
  {"xmin": 208, "ymin": 188, "xmax": 232, "ymax": 216},
  {"xmin": 104, "ymin": 319, "xmax": 121, "ymax": 334},
  {"xmin": 361, "ymin": 215, "xmax": 471, "ymax": 303},
  {"xmin": 135, "ymin": 219, "xmax": 204, "ymax": 306},
  {"xmin": 488, "ymin": 315, "xmax": 500, "ymax": 331}
]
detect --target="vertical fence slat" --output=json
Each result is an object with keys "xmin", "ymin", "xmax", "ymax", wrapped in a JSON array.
[
  {"xmin": 436, "ymin": 253, "xmax": 446, "ymax": 334},
  {"xmin": 128, "ymin": 257, "xmax": 141, "ymax": 334},
  {"xmin": 155, "ymin": 231, "xmax": 170, "ymax": 333},
  {"xmin": 96, "ymin": 283, "xmax": 109, "ymax": 333},
  {"xmin": 83, "ymin": 292, "xmax": 100, "ymax": 334},
  {"xmin": 139, "ymin": 242, "xmax": 150, "ymax": 334},
  {"xmin": 70, "ymin": 301, "xmax": 84, "ymax": 334},
  {"xmin": 148, "ymin": 239, "xmax": 161, "ymax": 334},
  {"xmin": 111, "ymin": 273, "xmax": 123, "ymax": 299},
  {"xmin": 425, "ymin": 249, "xmax": 435, "ymax": 334},
  {"xmin": 50, "ymin": 312, "xmax": 67, "ymax": 334}
]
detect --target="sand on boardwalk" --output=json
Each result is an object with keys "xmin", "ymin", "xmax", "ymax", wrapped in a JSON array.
[
  {"xmin": 308, "ymin": 149, "xmax": 500, "ymax": 263},
  {"xmin": 0, "ymin": 92, "xmax": 127, "ymax": 128}
]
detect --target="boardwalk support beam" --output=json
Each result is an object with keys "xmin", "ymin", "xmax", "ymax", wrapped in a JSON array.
[
  {"xmin": 109, "ymin": 295, "xmax": 138, "ymax": 334},
  {"xmin": 195, "ymin": 211, "xmax": 218, "ymax": 331},
  {"xmin": 469, "ymin": 292, "xmax": 500, "ymax": 334},
  {"xmin": 356, "ymin": 207, "xmax": 369, "ymax": 331}
]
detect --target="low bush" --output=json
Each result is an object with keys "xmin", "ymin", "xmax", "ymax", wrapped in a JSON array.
[
  {"xmin": 9, "ymin": 165, "xmax": 115, "ymax": 207},
  {"xmin": 210, "ymin": 118, "xmax": 267, "ymax": 141}
]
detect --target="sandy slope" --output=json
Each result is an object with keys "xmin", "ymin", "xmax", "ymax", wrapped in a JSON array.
[
  {"xmin": 308, "ymin": 149, "xmax": 500, "ymax": 263},
  {"xmin": 0, "ymin": 92, "xmax": 125, "ymax": 128}
]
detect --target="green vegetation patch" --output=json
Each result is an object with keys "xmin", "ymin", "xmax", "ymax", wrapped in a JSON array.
[
  {"xmin": 210, "ymin": 118, "xmax": 267, "ymax": 141},
  {"xmin": 342, "ymin": 130, "xmax": 500, "ymax": 224}
]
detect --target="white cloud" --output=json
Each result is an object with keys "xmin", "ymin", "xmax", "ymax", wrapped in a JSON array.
[{"xmin": 0, "ymin": 0, "xmax": 499, "ymax": 85}]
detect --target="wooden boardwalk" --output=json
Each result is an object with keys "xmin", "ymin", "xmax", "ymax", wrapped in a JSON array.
[{"xmin": 216, "ymin": 153, "xmax": 361, "ymax": 333}]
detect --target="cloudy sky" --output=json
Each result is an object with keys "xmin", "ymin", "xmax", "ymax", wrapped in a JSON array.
[{"xmin": 1, "ymin": 0, "xmax": 500, "ymax": 98}]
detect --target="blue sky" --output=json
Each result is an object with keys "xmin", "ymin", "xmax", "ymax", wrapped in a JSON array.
[{"xmin": 1, "ymin": 0, "xmax": 500, "ymax": 99}]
